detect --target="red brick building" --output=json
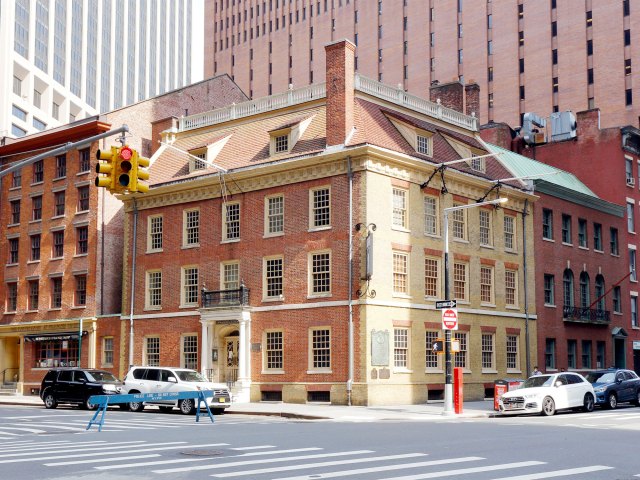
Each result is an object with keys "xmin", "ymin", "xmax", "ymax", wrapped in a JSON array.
[
  {"xmin": 116, "ymin": 40, "xmax": 538, "ymax": 406},
  {"xmin": 0, "ymin": 76, "xmax": 247, "ymax": 395},
  {"xmin": 206, "ymin": 0, "xmax": 638, "ymax": 129},
  {"xmin": 482, "ymin": 114, "xmax": 640, "ymax": 373}
]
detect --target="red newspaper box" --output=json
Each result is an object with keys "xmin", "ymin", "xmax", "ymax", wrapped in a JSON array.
[{"xmin": 494, "ymin": 379, "xmax": 508, "ymax": 411}]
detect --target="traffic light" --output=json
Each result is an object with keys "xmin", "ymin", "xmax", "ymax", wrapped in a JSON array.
[
  {"xmin": 131, "ymin": 150, "xmax": 150, "ymax": 193},
  {"xmin": 95, "ymin": 147, "xmax": 117, "ymax": 191},
  {"xmin": 115, "ymin": 145, "xmax": 134, "ymax": 191}
]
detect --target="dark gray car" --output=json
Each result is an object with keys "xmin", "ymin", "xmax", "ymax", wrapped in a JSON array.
[{"xmin": 585, "ymin": 368, "xmax": 640, "ymax": 409}]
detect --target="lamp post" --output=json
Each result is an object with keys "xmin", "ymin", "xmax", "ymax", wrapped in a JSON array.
[{"xmin": 442, "ymin": 197, "xmax": 507, "ymax": 415}]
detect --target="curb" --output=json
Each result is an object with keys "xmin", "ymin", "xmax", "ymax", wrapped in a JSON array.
[{"xmin": 226, "ymin": 410, "xmax": 329, "ymax": 420}]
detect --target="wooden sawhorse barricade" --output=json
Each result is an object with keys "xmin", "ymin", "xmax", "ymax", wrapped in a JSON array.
[{"xmin": 86, "ymin": 390, "xmax": 215, "ymax": 432}]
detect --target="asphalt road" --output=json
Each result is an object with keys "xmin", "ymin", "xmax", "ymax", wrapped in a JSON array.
[{"xmin": 1, "ymin": 404, "xmax": 639, "ymax": 479}]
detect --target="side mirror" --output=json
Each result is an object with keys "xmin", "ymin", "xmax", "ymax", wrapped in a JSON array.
[
  {"xmin": 168, "ymin": 376, "xmax": 177, "ymax": 383},
  {"xmin": 616, "ymin": 377, "xmax": 623, "ymax": 384},
  {"xmin": 554, "ymin": 381, "xmax": 563, "ymax": 387}
]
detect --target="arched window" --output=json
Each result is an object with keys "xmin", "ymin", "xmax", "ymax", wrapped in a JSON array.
[
  {"xmin": 595, "ymin": 275, "xmax": 605, "ymax": 311},
  {"xmin": 580, "ymin": 272, "xmax": 590, "ymax": 309},
  {"xmin": 563, "ymin": 269, "xmax": 574, "ymax": 307}
]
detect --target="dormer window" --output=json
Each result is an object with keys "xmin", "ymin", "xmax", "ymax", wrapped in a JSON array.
[
  {"xmin": 269, "ymin": 115, "xmax": 314, "ymax": 157},
  {"xmin": 189, "ymin": 150, "xmax": 207, "ymax": 172},
  {"xmin": 274, "ymin": 134, "xmax": 289, "ymax": 153},
  {"xmin": 470, "ymin": 156, "xmax": 486, "ymax": 173},
  {"xmin": 416, "ymin": 134, "xmax": 432, "ymax": 155}
]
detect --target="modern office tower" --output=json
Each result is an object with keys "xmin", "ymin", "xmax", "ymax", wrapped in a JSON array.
[
  {"xmin": 0, "ymin": 0, "xmax": 196, "ymax": 140},
  {"xmin": 206, "ymin": 0, "xmax": 637, "ymax": 129}
]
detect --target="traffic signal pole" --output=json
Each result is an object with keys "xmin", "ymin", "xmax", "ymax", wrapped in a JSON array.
[{"xmin": 0, "ymin": 125, "xmax": 129, "ymax": 180}]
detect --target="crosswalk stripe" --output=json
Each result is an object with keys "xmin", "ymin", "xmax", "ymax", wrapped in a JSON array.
[
  {"xmin": 0, "ymin": 441, "xmax": 186, "ymax": 461},
  {"xmin": 229, "ymin": 445, "xmax": 276, "ymax": 450},
  {"xmin": 0, "ymin": 425, "xmax": 47, "ymax": 433},
  {"xmin": 5, "ymin": 422, "xmax": 88, "ymax": 432},
  {"xmin": 151, "ymin": 450, "xmax": 374, "ymax": 474},
  {"xmin": 211, "ymin": 453, "xmax": 432, "ymax": 478},
  {"xmin": 0, "ymin": 440, "xmax": 112, "ymax": 453},
  {"xmin": 45, "ymin": 454, "xmax": 162, "ymax": 466},
  {"xmin": 273, "ymin": 460, "xmax": 545, "ymax": 480},
  {"xmin": 0, "ymin": 432, "xmax": 20, "ymax": 436},
  {"xmin": 488, "ymin": 465, "xmax": 614, "ymax": 479},
  {"xmin": 0, "ymin": 442, "xmax": 227, "ymax": 464},
  {"xmin": 0, "ymin": 440, "xmax": 145, "ymax": 457}
]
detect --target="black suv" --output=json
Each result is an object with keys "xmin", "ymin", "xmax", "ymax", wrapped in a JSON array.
[{"xmin": 40, "ymin": 368, "xmax": 123, "ymax": 410}]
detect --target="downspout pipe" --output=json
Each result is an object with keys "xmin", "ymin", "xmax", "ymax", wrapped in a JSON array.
[
  {"xmin": 347, "ymin": 157, "xmax": 354, "ymax": 406},
  {"xmin": 522, "ymin": 199, "xmax": 531, "ymax": 377},
  {"xmin": 128, "ymin": 198, "xmax": 138, "ymax": 369}
]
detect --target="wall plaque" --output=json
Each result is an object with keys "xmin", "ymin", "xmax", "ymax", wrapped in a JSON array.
[{"xmin": 371, "ymin": 329, "xmax": 389, "ymax": 366}]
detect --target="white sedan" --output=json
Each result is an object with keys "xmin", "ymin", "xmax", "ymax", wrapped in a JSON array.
[{"xmin": 499, "ymin": 372, "xmax": 595, "ymax": 416}]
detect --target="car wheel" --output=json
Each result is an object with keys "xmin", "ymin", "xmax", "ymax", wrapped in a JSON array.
[
  {"xmin": 179, "ymin": 399, "xmax": 195, "ymax": 415},
  {"xmin": 607, "ymin": 392, "xmax": 617, "ymax": 410},
  {"xmin": 583, "ymin": 393, "xmax": 595, "ymax": 412},
  {"xmin": 129, "ymin": 401, "xmax": 145, "ymax": 412},
  {"xmin": 43, "ymin": 393, "xmax": 57, "ymax": 409},
  {"xmin": 159, "ymin": 406, "xmax": 173, "ymax": 413},
  {"xmin": 83, "ymin": 398, "xmax": 97, "ymax": 410},
  {"xmin": 541, "ymin": 396, "xmax": 556, "ymax": 416}
]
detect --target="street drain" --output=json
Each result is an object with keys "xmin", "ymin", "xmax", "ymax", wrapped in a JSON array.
[{"xmin": 181, "ymin": 450, "xmax": 225, "ymax": 457}]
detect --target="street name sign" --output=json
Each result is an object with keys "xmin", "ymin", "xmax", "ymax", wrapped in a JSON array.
[
  {"xmin": 435, "ymin": 300, "xmax": 457, "ymax": 309},
  {"xmin": 442, "ymin": 308, "xmax": 459, "ymax": 330}
]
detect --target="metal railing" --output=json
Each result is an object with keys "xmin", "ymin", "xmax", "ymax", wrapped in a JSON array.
[
  {"xmin": 201, "ymin": 286, "xmax": 250, "ymax": 308},
  {"xmin": 563, "ymin": 305, "xmax": 610, "ymax": 324}
]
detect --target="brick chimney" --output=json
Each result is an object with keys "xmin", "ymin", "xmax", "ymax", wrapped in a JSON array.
[
  {"xmin": 325, "ymin": 39, "xmax": 356, "ymax": 147},
  {"xmin": 465, "ymin": 83, "xmax": 480, "ymax": 119},
  {"xmin": 430, "ymin": 81, "xmax": 464, "ymax": 112}
]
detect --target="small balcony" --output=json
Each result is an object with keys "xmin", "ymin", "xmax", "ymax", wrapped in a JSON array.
[
  {"xmin": 201, "ymin": 285, "xmax": 250, "ymax": 309},
  {"xmin": 562, "ymin": 305, "xmax": 610, "ymax": 325}
]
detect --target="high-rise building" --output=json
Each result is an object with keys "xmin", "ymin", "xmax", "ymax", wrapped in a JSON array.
[
  {"xmin": 206, "ymin": 0, "xmax": 637, "ymax": 129},
  {"xmin": 0, "ymin": 0, "xmax": 197, "ymax": 140}
]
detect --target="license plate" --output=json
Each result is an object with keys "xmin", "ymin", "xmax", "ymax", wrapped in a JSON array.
[{"xmin": 218, "ymin": 397, "xmax": 226, "ymax": 403}]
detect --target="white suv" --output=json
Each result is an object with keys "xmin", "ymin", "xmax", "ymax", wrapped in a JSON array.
[{"xmin": 122, "ymin": 366, "xmax": 231, "ymax": 414}]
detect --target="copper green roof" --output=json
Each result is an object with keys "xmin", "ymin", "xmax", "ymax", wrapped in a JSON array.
[{"xmin": 486, "ymin": 143, "xmax": 623, "ymax": 217}]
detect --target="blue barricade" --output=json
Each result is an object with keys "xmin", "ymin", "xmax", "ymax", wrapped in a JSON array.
[{"xmin": 86, "ymin": 390, "xmax": 215, "ymax": 432}]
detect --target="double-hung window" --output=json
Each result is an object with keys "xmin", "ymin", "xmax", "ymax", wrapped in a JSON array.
[
  {"xmin": 394, "ymin": 328, "xmax": 409, "ymax": 368},
  {"xmin": 147, "ymin": 271, "xmax": 162, "ymax": 308},
  {"xmin": 479, "ymin": 210, "xmax": 492, "ymax": 246},
  {"xmin": 482, "ymin": 333, "xmax": 495, "ymax": 370},
  {"xmin": 310, "ymin": 328, "xmax": 331, "ymax": 370},
  {"xmin": 224, "ymin": 203, "xmax": 240, "ymax": 240},
  {"xmin": 265, "ymin": 331, "xmax": 283, "ymax": 370},
  {"xmin": 264, "ymin": 257, "xmax": 283, "ymax": 299},
  {"xmin": 393, "ymin": 252, "xmax": 409, "ymax": 295},
  {"xmin": 542, "ymin": 209, "xmax": 553, "ymax": 239},
  {"xmin": 181, "ymin": 267, "xmax": 199, "ymax": 306},
  {"xmin": 148, "ymin": 216, "xmax": 163, "ymax": 251},
  {"xmin": 310, "ymin": 187, "xmax": 330, "ymax": 229},
  {"xmin": 392, "ymin": 188, "xmax": 408, "ymax": 229},
  {"xmin": 424, "ymin": 196, "xmax": 438, "ymax": 235},
  {"xmin": 184, "ymin": 209, "xmax": 200, "ymax": 246},
  {"xmin": 265, "ymin": 195, "xmax": 284, "ymax": 235},
  {"xmin": 310, "ymin": 251, "xmax": 331, "ymax": 295}
]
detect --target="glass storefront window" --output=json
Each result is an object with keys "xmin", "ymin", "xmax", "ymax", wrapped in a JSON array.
[{"xmin": 35, "ymin": 339, "xmax": 79, "ymax": 368}]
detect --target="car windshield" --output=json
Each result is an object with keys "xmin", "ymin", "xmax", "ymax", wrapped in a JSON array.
[
  {"xmin": 176, "ymin": 370, "xmax": 208, "ymax": 382},
  {"xmin": 86, "ymin": 371, "xmax": 119, "ymax": 382},
  {"xmin": 522, "ymin": 375, "xmax": 554, "ymax": 388},
  {"xmin": 585, "ymin": 372, "xmax": 615, "ymax": 384}
]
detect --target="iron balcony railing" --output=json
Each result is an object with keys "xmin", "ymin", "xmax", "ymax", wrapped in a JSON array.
[
  {"xmin": 201, "ymin": 286, "xmax": 250, "ymax": 308},
  {"xmin": 563, "ymin": 305, "xmax": 610, "ymax": 324}
]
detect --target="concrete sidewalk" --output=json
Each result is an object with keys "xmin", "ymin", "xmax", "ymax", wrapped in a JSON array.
[{"xmin": 0, "ymin": 393, "xmax": 498, "ymax": 420}]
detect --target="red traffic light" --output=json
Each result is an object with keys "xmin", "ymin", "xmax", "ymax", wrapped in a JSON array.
[{"xmin": 120, "ymin": 146, "xmax": 133, "ymax": 161}]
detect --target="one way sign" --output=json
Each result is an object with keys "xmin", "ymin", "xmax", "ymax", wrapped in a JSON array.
[{"xmin": 435, "ymin": 300, "xmax": 457, "ymax": 309}]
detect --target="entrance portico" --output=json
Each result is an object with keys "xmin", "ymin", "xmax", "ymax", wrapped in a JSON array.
[{"xmin": 200, "ymin": 308, "xmax": 252, "ymax": 403}]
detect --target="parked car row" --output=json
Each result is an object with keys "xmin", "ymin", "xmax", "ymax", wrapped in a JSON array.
[
  {"xmin": 498, "ymin": 368, "xmax": 640, "ymax": 416},
  {"xmin": 40, "ymin": 366, "xmax": 231, "ymax": 414}
]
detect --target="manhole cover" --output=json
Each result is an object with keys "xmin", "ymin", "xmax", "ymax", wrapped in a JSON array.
[{"xmin": 181, "ymin": 450, "xmax": 225, "ymax": 457}]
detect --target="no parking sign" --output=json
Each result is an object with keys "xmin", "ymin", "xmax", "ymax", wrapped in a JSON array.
[{"xmin": 442, "ymin": 308, "xmax": 458, "ymax": 330}]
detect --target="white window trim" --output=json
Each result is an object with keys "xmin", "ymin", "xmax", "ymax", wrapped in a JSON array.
[
  {"xmin": 505, "ymin": 269, "xmax": 519, "ymax": 309},
  {"xmin": 222, "ymin": 201, "xmax": 241, "ymax": 243},
  {"xmin": 182, "ymin": 208, "xmax": 200, "ymax": 248},
  {"xmin": 425, "ymin": 330, "xmax": 443, "ymax": 373},
  {"xmin": 481, "ymin": 332, "xmax": 497, "ymax": 373},
  {"xmin": 221, "ymin": 261, "xmax": 240, "ymax": 291},
  {"xmin": 480, "ymin": 266, "xmax": 495, "ymax": 306},
  {"xmin": 424, "ymin": 256, "xmax": 441, "ymax": 299},
  {"xmin": 180, "ymin": 265, "xmax": 199, "ymax": 307},
  {"xmin": 393, "ymin": 327, "xmax": 412, "ymax": 373},
  {"xmin": 308, "ymin": 185, "xmax": 332, "ymax": 231},
  {"xmin": 504, "ymin": 215, "xmax": 517, "ymax": 253},
  {"xmin": 264, "ymin": 194, "xmax": 285, "ymax": 238},
  {"xmin": 308, "ymin": 250, "xmax": 332, "ymax": 298},
  {"xmin": 180, "ymin": 333, "xmax": 199, "ymax": 369},
  {"xmin": 263, "ymin": 255, "xmax": 284, "ymax": 301},
  {"xmin": 392, "ymin": 187, "xmax": 410, "ymax": 232},
  {"xmin": 453, "ymin": 262, "xmax": 469, "ymax": 303},
  {"xmin": 147, "ymin": 214, "xmax": 163, "ymax": 253},
  {"xmin": 262, "ymin": 329, "xmax": 285, "ymax": 374},
  {"xmin": 506, "ymin": 334, "xmax": 521, "ymax": 374},
  {"xmin": 451, "ymin": 204, "xmax": 468, "ymax": 242},
  {"xmin": 307, "ymin": 326, "xmax": 332, "ymax": 374},
  {"xmin": 145, "ymin": 269, "xmax": 162, "ymax": 310},
  {"xmin": 392, "ymin": 251, "xmax": 411, "ymax": 298},
  {"xmin": 270, "ymin": 128, "xmax": 292, "ymax": 156},
  {"xmin": 143, "ymin": 336, "xmax": 160, "ymax": 366},
  {"xmin": 453, "ymin": 331, "xmax": 471, "ymax": 373},
  {"xmin": 479, "ymin": 209, "xmax": 493, "ymax": 247},
  {"xmin": 423, "ymin": 195, "xmax": 439, "ymax": 237},
  {"xmin": 102, "ymin": 336, "xmax": 114, "ymax": 367}
]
